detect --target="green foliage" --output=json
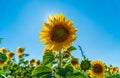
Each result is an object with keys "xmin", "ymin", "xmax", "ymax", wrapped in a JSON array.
[
  {"xmin": 55, "ymin": 64, "xmax": 73, "ymax": 77},
  {"xmin": 0, "ymin": 53, "xmax": 7, "ymax": 61},
  {"xmin": 0, "ymin": 68, "xmax": 3, "ymax": 75},
  {"xmin": 67, "ymin": 46, "xmax": 77, "ymax": 52},
  {"xmin": 0, "ymin": 45, "xmax": 120, "ymax": 78},
  {"xmin": 32, "ymin": 46, "xmax": 89, "ymax": 78},
  {"xmin": 32, "ymin": 65, "xmax": 52, "ymax": 78},
  {"xmin": 43, "ymin": 50, "xmax": 55, "ymax": 65}
]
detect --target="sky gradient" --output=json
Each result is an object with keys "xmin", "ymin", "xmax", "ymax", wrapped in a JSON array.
[{"xmin": 0, "ymin": 0, "xmax": 120, "ymax": 67}]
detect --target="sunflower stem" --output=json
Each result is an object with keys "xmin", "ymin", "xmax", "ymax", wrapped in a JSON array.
[
  {"xmin": 58, "ymin": 50, "xmax": 62, "ymax": 67},
  {"xmin": 58, "ymin": 50, "xmax": 62, "ymax": 78}
]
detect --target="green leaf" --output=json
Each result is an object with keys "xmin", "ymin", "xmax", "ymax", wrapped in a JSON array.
[
  {"xmin": 32, "ymin": 65, "xmax": 52, "ymax": 78},
  {"xmin": 72, "ymin": 72, "xmax": 86, "ymax": 78},
  {"xmin": 71, "ymin": 69, "xmax": 86, "ymax": 78},
  {"xmin": 0, "ymin": 53, "xmax": 7, "ymax": 61},
  {"xmin": 0, "ymin": 67, "xmax": 3, "ymax": 75},
  {"xmin": 18, "ymin": 58, "xmax": 24, "ymax": 65},
  {"xmin": 67, "ymin": 46, "xmax": 76, "ymax": 52},
  {"xmin": 43, "ymin": 51, "xmax": 54, "ymax": 65},
  {"xmin": 55, "ymin": 64, "xmax": 73, "ymax": 77},
  {"xmin": 23, "ymin": 54, "xmax": 29, "ymax": 57}
]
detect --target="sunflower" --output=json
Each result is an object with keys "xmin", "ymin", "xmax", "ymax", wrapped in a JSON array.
[
  {"xmin": 71, "ymin": 58, "xmax": 79, "ymax": 68},
  {"xmin": 7, "ymin": 51, "xmax": 14, "ymax": 60},
  {"xmin": 18, "ymin": 53, "xmax": 23, "ymax": 59},
  {"xmin": 89, "ymin": 60, "xmax": 106, "ymax": 78},
  {"xmin": 35, "ymin": 60, "xmax": 40, "ymax": 67},
  {"xmin": 0, "ymin": 47, "xmax": 6, "ymax": 54},
  {"xmin": 30, "ymin": 58, "xmax": 36, "ymax": 65},
  {"xmin": 39, "ymin": 13, "xmax": 77, "ymax": 51},
  {"xmin": 80, "ymin": 58, "xmax": 91, "ymax": 71},
  {"xmin": 16, "ymin": 47, "xmax": 24, "ymax": 54},
  {"xmin": 110, "ymin": 66, "xmax": 119, "ymax": 75},
  {"xmin": 0, "ymin": 59, "xmax": 6, "ymax": 67}
]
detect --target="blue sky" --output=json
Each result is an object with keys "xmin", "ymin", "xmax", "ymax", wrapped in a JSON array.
[{"xmin": 0, "ymin": 0, "xmax": 120, "ymax": 67}]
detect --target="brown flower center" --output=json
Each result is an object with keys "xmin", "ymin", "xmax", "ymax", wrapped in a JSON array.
[
  {"xmin": 18, "ymin": 48, "xmax": 24, "ymax": 53},
  {"xmin": 30, "ymin": 59, "xmax": 35, "ymax": 64},
  {"xmin": 18, "ymin": 54, "xmax": 23, "ymax": 58},
  {"xmin": 71, "ymin": 60, "xmax": 78, "ymax": 65},
  {"xmin": 2, "ymin": 49, "xmax": 6, "ymax": 53},
  {"xmin": 36, "ymin": 61, "xmax": 40, "ymax": 65},
  {"xmin": 92, "ymin": 64, "xmax": 103, "ymax": 74},
  {"xmin": 9, "ymin": 53, "xmax": 14, "ymax": 57},
  {"xmin": 50, "ymin": 25, "xmax": 69, "ymax": 42}
]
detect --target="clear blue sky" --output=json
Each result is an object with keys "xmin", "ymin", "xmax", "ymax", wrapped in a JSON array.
[{"xmin": 0, "ymin": 0, "xmax": 120, "ymax": 67}]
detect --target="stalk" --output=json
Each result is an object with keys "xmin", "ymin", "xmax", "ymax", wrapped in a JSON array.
[{"xmin": 58, "ymin": 50, "xmax": 62, "ymax": 78}]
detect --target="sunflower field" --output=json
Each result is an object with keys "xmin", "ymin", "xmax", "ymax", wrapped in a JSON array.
[{"xmin": 0, "ymin": 13, "xmax": 120, "ymax": 78}]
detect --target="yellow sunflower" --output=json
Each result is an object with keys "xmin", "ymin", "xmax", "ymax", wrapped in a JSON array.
[
  {"xmin": 0, "ymin": 47, "xmax": 6, "ymax": 54},
  {"xmin": 39, "ymin": 13, "xmax": 77, "ymax": 51},
  {"xmin": 110, "ymin": 66, "xmax": 119, "ymax": 75},
  {"xmin": 89, "ymin": 60, "xmax": 106, "ymax": 78},
  {"xmin": 16, "ymin": 47, "xmax": 24, "ymax": 54},
  {"xmin": 18, "ymin": 53, "xmax": 23, "ymax": 59},
  {"xmin": 30, "ymin": 58, "xmax": 36, "ymax": 65},
  {"xmin": 35, "ymin": 60, "xmax": 40, "ymax": 67},
  {"xmin": 71, "ymin": 58, "xmax": 79, "ymax": 68},
  {"xmin": 0, "ymin": 59, "xmax": 6, "ymax": 67},
  {"xmin": 7, "ymin": 51, "xmax": 14, "ymax": 60}
]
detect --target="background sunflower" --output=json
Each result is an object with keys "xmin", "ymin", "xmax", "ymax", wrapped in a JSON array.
[{"xmin": 89, "ymin": 60, "xmax": 106, "ymax": 78}]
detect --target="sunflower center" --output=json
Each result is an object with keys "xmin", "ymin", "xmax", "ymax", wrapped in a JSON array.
[
  {"xmin": 71, "ymin": 60, "xmax": 78, "ymax": 65},
  {"xmin": 18, "ymin": 48, "xmax": 24, "ymax": 53},
  {"xmin": 51, "ymin": 25, "xmax": 69, "ymax": 42},
  {"xmin": 9, "ymin": 53, "xmax": 14, "ymax": 57},
  {"xmin": 92, "ymin": 64, "xmax": 103, "ymax": 74}
]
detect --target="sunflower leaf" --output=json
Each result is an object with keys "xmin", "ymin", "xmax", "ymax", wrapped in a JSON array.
[
  {"xmin": 67, "ymin": 46, "xmax": 76, "ymax": 52},
  {"xmin": 55, "ymin": 64, "xmax": 73, "ymax": 77},
  {"xmin": 0, "ymin": 68, "xmax": 3, "ymax": 75},
  {"xmin": 43, "ymin": 51, "xmax": 54, "ymax": 65},
  {"xmin": 32, "ymin": 65, "xmax": 52, "ymax": 78}
]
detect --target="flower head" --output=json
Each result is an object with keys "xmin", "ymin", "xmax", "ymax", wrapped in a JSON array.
[
  {"xmin": 89, "ymin": 60, "xmax": 106, "ymax": 78},
  {"xmin": 17, "ymin": 47, "xmax": 24, "ymax": 54},
  {"xmin": 7, "ymin": 51, "xmax": 14, "ymax": 60},
  {"xmin": 80, "ymin": 58, "xmax": 91, "ymax": 71},
  {"xmin": 110, "ymin": 66, "xmax": 119, "ymax": 75},
  {"xmin": 0, "ymin": 47, "xmax": 6, "ymax": 54},
  {"xmin": 35, "ymin": 60, "xmax": 40, "ymax": 67},
  {"xmin": 39, "ymin": 13, "xmax": 77, "ymax": 51},
  {"xmin": 30, "ymin": 58, "xmax": 36, "ymax": 64},
  {"xmin": 18, "ymin": 53, "xmax": 23, "ymax": 59},
  {"xmin": 71, "ymin": 58, "xmax": 79, "ymax": 68},
  {"xmin": 0, "ymin": 59, "xmax": 6, "ymax": 67}
]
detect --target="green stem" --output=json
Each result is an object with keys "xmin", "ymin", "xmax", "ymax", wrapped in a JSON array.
[
  {"xmin": 58, "ymin": 50, "xmax": 62, "ymax": 68},
  {"xmin": 58, "ymin": 50, "xmax": 62, "ymax": 78}
]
